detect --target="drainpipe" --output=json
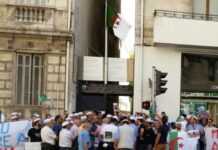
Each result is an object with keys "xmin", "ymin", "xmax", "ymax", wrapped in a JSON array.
[
  {"xmin": 65, "ymin": 0, "xmax": 72, "ymax": 112},
  {"xmin": 140, "ymin": 0, "xmax": 144, "ymax": 112}
]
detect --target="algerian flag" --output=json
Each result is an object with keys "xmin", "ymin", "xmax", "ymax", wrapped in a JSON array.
[
  {"xmin": 168, "ymin": 130, "xmax": 179, "ymax": 150},
  {"xmin": 107, "ymin": 0, "xmax": 131, "ymax": 40},
  {"xmin": 113, "ymin": 15, "xmax": 131, "ymax": 40},
  {"xmin": 38, "ymin": 95, "xmax": 48, "ymax": 103}
]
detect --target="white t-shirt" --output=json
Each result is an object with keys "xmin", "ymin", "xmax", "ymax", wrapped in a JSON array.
[
  {"xmin": 118, "ymin": 124, "xmax": 135, "ymax": 149},
  {"xmin": 100, "ymin": 123, "xmax": 119, "ymax": 142},
  {"xmin": 41, "ymin": 126, "xmax": 56, "ymax": 145},
  {"xmin": 59, "ymin": 128, "xmax": 74, "ymax": 148},
  {"xmin": 181, "ymin": 121, "xmax": 187, "ymax": 131}
]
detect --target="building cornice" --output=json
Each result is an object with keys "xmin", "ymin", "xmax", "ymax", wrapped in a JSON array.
[{"xmin": 0, "ymin": 28, "xmax": 72, "ymax": 39}]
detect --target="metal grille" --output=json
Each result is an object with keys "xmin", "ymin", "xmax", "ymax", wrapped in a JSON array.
[
  {"xmin": 16, "ymin": 54, "xmax": 43, "ymax": 106},
  {"xmin": 154, "ymin": 10, "xmax": 218, "ymax": 22}
]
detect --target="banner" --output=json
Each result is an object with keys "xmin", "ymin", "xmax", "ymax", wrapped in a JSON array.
[
  {"xmin": 25, "ymin": 142, "xmax": 41, "ymax": 150},
  {"xmin": 0, "ymin": 120, "xmax": 32, "ymax": 150},
  {"xmin": 205, "ymin": 127, "xmax": 218, "ymax": 150}
]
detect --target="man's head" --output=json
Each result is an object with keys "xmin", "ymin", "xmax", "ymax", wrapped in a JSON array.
[
  {"xmin": 62, "ymin": 121, "xmax": 72, "ymax": 129},
  {"xmin": 171, "ymin": 122, "xmax": 176, "ymax": 130},
  {"xmin": 162, "ymin": 115, "xmax": 168, "ymax": 124},
  {"xmin": 33, "ymin": 118, "xmax": 41, "ymax": 128},
  {"xmin": 44, "ymin": 117, "xmax": 55, "ymax": 127},
  {"xmin": 176, "ymin": 122, "xmax": 182, "ymax": 131},
  {"xmin": 55, "ymin": 115, "xmax": 63, "ymax": 124}
]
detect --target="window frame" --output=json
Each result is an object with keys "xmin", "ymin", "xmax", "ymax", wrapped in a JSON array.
[{"xmin": 16, "ymin": 54, "xmax": 44, "ymax": 106}]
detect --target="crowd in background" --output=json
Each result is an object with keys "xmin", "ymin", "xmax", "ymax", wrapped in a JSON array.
[{"xmin": 9, "ymin": 110, "xmax": 217, "ymax": 150}]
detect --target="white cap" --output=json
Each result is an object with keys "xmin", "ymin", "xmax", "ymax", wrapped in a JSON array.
[
  {"xmin": 33, "ymin": 118, "xmax": 41, "ymax": 123},
  {"xmin": 69, "ymin": 113, "xmax": 78, "ymax": 118},
  {"xmin": 77, "ymin": 112, "xmax": 83, "ymax": 116},
  {"xmin": 62, "ymin": 121, "xmax": 70, "ymax": 127},
  {"xmin": 81, "ymin": 116, "xmax": 87, "ymax": 121},
  {"xmin": 11, "ymin": 115, "xmax": 18, "ymax": 120},
  {"xmin": 43, "ymin": 117, "xmax": 54, "ymax": 124},
  {"xmin": 146, "ymin": 118, "xmax": 153, "ymax": 123},
  {"xmin": 121, "ymin": 119, "xmax": 129, "ymax": 123},
  {"xmin": 33, "ymin": 113, "xmax": 40, "ymax": 118},
  {"xmin": 130, "ymin": 116, "xmax": 136, "ymax": 121},
  {"xmin": 86, "ymin": 111, "xmax": 93, "ymax": 115},
  {"xmin": 112, "ymin": 116, "xmax": 119, "ymax": 121},
  {"xmin": 65, "ymin": 117, "xmax": 71, "ymax": 121},
  {"xmin": 101, "ymin": 111, "xmax": 106, "ymax": 115},
  {"xmin": 106, "ymin": 114, "xmax": 112, "ymax": 118},
  {"xmin": 11, "ymin": 112, "xmax": 18, "ymax": 116},
  {"xmin": 136, "ymin": 116, "xmax": 144, "ymax": 120}
]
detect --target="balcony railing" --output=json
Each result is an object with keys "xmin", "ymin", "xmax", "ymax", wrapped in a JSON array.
[
  {"xmin": 154, "ymin": 10, "xmax": 218, "ymax": 22},
  {"xmin": 8, "ymin": 0, "xmax": 54, "ymax": 9}
]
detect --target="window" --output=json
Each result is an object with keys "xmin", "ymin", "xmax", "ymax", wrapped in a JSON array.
[
  {"xmin": 210, "ymin": 0, "xmax": 218, "ymax": 14},
  {"xmin": 193, "ymin": 0, "xmax": 206, "ymax": 14},
  {"xmin": 16, "ymin": 54, "xmax": 43, "ymax": 105},
  {"xmin": 16, "ymin": 7, "xmax": 45, "ymax": 22},
  {"xmin": 182, "ymin": 54, "xmax": 218, "ymax": 92},
  {"xmin": 193, "ymin": 0, "xmax": 218, "ymax": 14}
]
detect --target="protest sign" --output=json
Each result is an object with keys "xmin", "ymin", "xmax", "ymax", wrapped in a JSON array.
[{"xmin": 0, "ymin": 120, "xmax": 32, "ymax": 150}]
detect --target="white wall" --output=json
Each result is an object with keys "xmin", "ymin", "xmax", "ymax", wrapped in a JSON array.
[
  {"xmin": 154, "ymin": 17, "xmax": 218, "ymax": 48},
  {"xmin": 134, "ymin": 46, "xmax": 182, "ymax": 121}
]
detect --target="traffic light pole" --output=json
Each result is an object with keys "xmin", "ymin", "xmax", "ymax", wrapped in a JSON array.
[{"xmin": 152, "ymin": 66, "xmax": 157, "ymax": 114}]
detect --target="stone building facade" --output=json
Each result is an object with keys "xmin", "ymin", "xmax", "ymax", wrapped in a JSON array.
[{"xmin": 0, "ymin": 0, "xmax": 72, "ymax": 119}]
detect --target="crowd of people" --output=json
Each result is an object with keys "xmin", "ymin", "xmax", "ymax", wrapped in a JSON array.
[{"xmin": 10, "ymin": 110, "xmax": 217, "ymax": 150}]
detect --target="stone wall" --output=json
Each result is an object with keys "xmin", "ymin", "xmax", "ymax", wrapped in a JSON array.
[
  {"xmin": 46, "ymin": 55, "xmax": 66, "ymax": 115},
  {"xmin": 0, "ymin": 52, "xmax": 14, "ymax": 116}
]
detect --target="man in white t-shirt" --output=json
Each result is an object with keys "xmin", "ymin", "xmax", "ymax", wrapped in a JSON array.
[
  {"xmin": 99, "ymin": 115, "xmax": 119, "ymax": 150},
  {"xmin": 41, "ymin": 117, "xmax": 57, "ymax": 150},
  {"xmin": 59, "ymin": 121, "xmax": 74, "ymax": 150},
  {"xmin": 118, "ymin": 119, "xmax": 136, "ymax": 150}
]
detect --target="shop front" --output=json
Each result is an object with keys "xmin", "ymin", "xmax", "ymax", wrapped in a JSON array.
[{"xmin": 181, "ymin": 53, "xmax": 218, "ymax": 125}]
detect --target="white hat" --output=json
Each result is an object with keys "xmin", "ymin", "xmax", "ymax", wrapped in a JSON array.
[
  {"xmin": 121, "ymin": 119, "xmax": 129, "ymax": 123},
  {"xmin": 101, "ymin": 111, "xmax": 106, "ymax": 115},
  {"xmin": 136, "ymin": 116, "xmax": 144, "ymax": 120},
  {"xmin": 86, "ymin": 111, "xmax": 93, "ymax": 115},
  {"xmin": 146, "ymin": 118, "xmax": 153, "ymax": 123},
  {"xmin": 80, "ymin": 116, "xmax": 87, "ymax": 121},
  {"xmin": 112, "ymin": 116, "xmax": 119, "ymax": 121},
  {"xmin": 33, "ymin": 113, "xmax": 40, "ymax": 118},
  {"xmin": 11, "ymin": 112, "xmax": 18, "ymax": 116},
  {"xmin": 43, "ymin": 117, "xmax": 54, "ymax": 124},
  {"xmin": 33, "ymin": 118, "xmax": 41, "ymax": 123},
  {"xmin": 130, "ymin": 116, "xmax": 136, "ymax": 121},
  {"xmin": 69, "ymin": 113, "xmax": 77, "ymax": 118},
  {"xmin": 62, "ymin": 121, "xmax": 70, "ymax": 127},
  {"xmin": 78, "ymin": 112, "xmax": 83, "ymax": 116},
  {"xmin": 106, "ymin": 114, "xmax": 112, "ymax": 118},
  {"xmin": 65, "ymin": 117, "xmax": 71, "ymax": 121},
  {"xmin": 11, "ymin": 115, "xmax": 18, "ymax": 120}
]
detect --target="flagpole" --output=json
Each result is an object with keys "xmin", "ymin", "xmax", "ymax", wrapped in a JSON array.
[{"xmin": 104, "ymin": 0, "xmax": 108, "ymax": 85}]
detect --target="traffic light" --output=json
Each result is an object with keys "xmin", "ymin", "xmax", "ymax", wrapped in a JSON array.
[
  {"xmin": 142, "ymin": 101, "xmax": 150, "ymax": 110},
  {"xmin": 155, "ymin": 69, "xmax": 168, "ymax": 96}
]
